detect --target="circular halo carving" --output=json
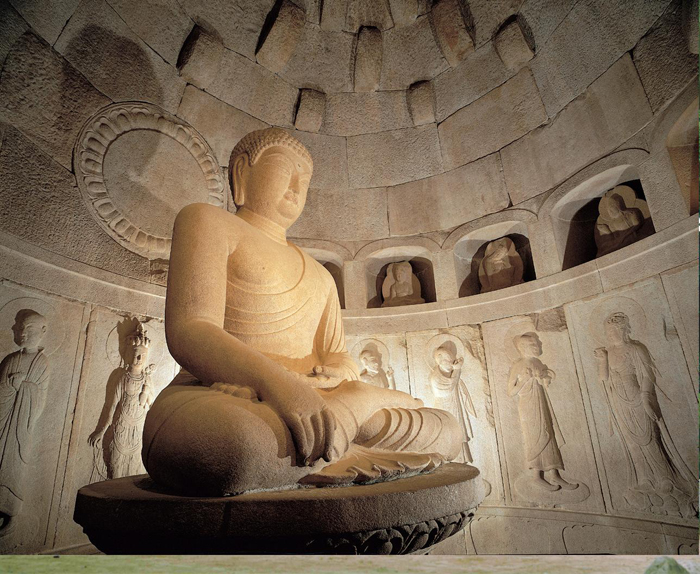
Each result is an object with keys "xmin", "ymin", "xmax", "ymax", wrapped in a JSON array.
[{"xmin": 74, "ymin": 102, "xmax": 226, "ymax": 260}]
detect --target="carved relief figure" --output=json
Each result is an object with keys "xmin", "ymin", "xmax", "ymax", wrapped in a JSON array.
[
  {"xmin": 0, "ymin": 311, "xmax": 49, "ymax": 533},
  {"xmin": 594, "ymin": 187, "xmax": 645, "ymax": 257},
  {"xmin": 381, "ymin": 261, "xmax": 425, "ymax": 307},
  {"xmin": 429, "ymin": 341, "xmax": 475, "ymax": 463},
  {"xmin": 358, "ymin": 345, "xmax": 395, "ymax": 390},
  {"xmin": 507, "ymin": 333, "xmax": 577, "ymax": 492},
  {"xmin": 142, "ymin": 128, "xmax": 464, "ymax": 496},
  {"xmin": 478, "ymin": 237, "xmax": 524, "ymax": 294},
  {"xmin": 89, "ymin": 323, "xmax": 155, "ymax": 479},
  {"xmin": 594, "ymin": 312, "xmax": 696, "ymax": 516}
]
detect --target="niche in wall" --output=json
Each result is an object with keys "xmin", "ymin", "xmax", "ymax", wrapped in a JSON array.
[
  {"xmin": 550, "ymin": 166, "xmax": 655, "ymax": 271},
  {"xmin": 303, "ymin": 248, "xmax": 346, "ymax": 309},
  {"xmin": 454, "ymin": 221, "xmax": 535, "ymax": 298},
  {"xmin": 364, "ymin": 247, "xmax": 436, "ymax": 309},
  {"xmin": 666, "ymin": 98, "xmax": 699, "ymax": 215}
]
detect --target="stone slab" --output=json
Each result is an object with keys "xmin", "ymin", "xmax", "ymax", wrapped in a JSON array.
[
  {"xmin": 433, "ymin": 42, "xmax": 512, "ymax": 123},
  {"xmin": 106, "ymin": 0, "xmax": 194, "ymax": 65},
  {"xmin": 54, "ymin": 0, "xmax": 186, "ymax": 114},
  {"xmin": 387, "ymin": 153, "xmax": 509, "ymax": 235},
  {"xmin": 178, "ymin": 0, "xmax": 276, "ymax": 59},
  {"xmin": 353, "ymin": 26, "xmax": 382, "ymax": 92},
  {"xmin": 406, "ymin": 326, "xmax": 504, "ymax": 505},
  {"xmin": 632, "ymin": 0, "xmax": 698, "ymax": 113},
  {"xmin": 56, "ymin": 307, "xmax": 177, "ymax": 549},
  {"xmin": 294, "ymin": 89, "xmax": 325, "ymax": 133},
  {"xmin": 502, "ymin": 54, "xmax": 652, "ymax": 203},
  {"xmin": 430, "ymin": 0, "xmax": 474, "ymax": 68},
  {"xmin": 289, "ymin": 187, "xmax": 388, "ymax": 241},
  {"xmin": 518, "ymin": 0, "xmax": 577, "ymax": 50},
  {"xmin": 468, "ymin": 0, "xmax": 522, "ymax": 47},
  {"xmin": 9, "ymin": 0, "xmax": 79, "ymax": 46},
  {"xmin": 343, "ymin": 304, "xmax": 450, "ymax": 336},
  {"xmin": 530, "ymin": 0, "xmax": 669, "ymax": 117},
  {"xmin": 74, "ymin": 463, "xmax": 485, "ymax": 554},
  {"xmin": 438, "ymin": 68, "xmax": 547, "ymax": 171},
  {"xmin": 176, "ymin": 86, "xmax": 268, "ymax": 167},
  {"xmin": 482, "ymin": 315, "xmax": 605, "ymax": 512},
  {"xmin": 344, "ymin": 0, "xmax": 394, "ymax": 32},
  {"xmin": 348, "ymin": 125, "xmax": 443, "ymax": 188},
  {"xmin": 0, "ymin": 32, "xmax": 111, "ymax": 170},
  {"xmin": 407, "ymin": 81, "xmax": 435, "ymax": 126},
  {"xmin": 206, "ymin": 48, "xmax": 299, "ymax": 127},
  {"xmin": 256, "ymin": 0, "xmax": 305, "ymax": 73},
  {"xmin": 0, "ymin": 3, "xmax": 28, "ymax": 68},
  {"xmin": 0, "ymin": 282, "xmax": 87, "ymax": 554},
  {"xmin": 494, "ymin": 20, "xmax": 534, "ymax": 71},
  {"xmin": 380, "ymin": 15, "xmax": 449, "ymax": 90},
  {"xmin": 289, "ymin": 131, "xmax": 348, "ymax": 189},
  {"xmin": 324, "ymin": 91, "xmax": 412, "ymax": 136},
  {"xmin": 279, "ymin": 23, "xmax": 355, "ymax": 93}
]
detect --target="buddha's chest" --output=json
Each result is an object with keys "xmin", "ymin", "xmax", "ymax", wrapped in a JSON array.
[{"xmin": 227, "ymin": 240, "xmax": 305, "ymax": 290}]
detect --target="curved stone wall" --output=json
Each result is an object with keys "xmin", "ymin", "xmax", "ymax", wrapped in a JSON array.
[{"xmin": 0, "ymin": 0, "xmax": 696, "ymax": 556}]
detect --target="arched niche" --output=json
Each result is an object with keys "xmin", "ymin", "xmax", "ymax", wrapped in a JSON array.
[
  {"xmin": 453, "ymin": 221, "xmax": 535, "ymax": 297},
  {"xmin": 363, "ymin": 246, "xmax": 436, "ymax": 309},
  {"xmin": 549, "ymin": 165, "xmax": 655, "ymax": 270},
  {"xmin": 666, "ymin": 97, "xmax": 699, "ymax": 215},
  {"xmin": 302, "ymin": 247, "xmax": 346, "ymax": 309}
]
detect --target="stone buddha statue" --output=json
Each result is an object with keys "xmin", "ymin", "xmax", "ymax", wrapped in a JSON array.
[
  {"xmin": 142, "ymin": 128, "xmax": 463, "ymax": 496},
  {"xmin": 381, "ymin": 261, "xmax": 425, "ymax": 307},
  {"xmin": 478, "ymin": 237, "xmax": 524, "ymax": 294},
  {"xmin": 594, "ymin": 190, "xmax": 644, "ymax": 257}
]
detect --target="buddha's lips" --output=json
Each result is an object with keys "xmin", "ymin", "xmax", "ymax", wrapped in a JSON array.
[{"xmin": 284, "ymin": 191, "xmax": 298, "ymax": 205}]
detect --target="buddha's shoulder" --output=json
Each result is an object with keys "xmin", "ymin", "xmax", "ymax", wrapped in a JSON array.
[
  {"xmin": 174, "ymin": 204, "xmax": 241, "ymax": 235},
  {"xmin": 290, "ymin": 244, "xmax": 335, "ymax": 286}
]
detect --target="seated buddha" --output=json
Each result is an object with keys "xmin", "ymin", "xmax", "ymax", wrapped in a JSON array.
[{"xmin": 142, "ymin": 128, "xmax": 463, "ymax": 496}]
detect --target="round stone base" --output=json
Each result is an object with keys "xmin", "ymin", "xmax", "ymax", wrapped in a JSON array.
[{"xmin": 74, "ymin": 463, "xmax": 485, "ymax": 554}]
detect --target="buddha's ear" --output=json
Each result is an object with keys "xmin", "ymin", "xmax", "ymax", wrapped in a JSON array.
[{"xmin": 231, "ymin": 154, "xmax": 248, "ymax": 207}]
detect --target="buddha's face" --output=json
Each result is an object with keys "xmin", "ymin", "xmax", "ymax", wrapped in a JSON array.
[
  {"xmin": 129, "ymin": 343, "xmax": 149, "ymax": 370},
  {"xmin": 605, "ymin": 320, "xmax": 628, "ymax": 345},
  {"xmin": 517, "ymin": 335, "xmax": 542, "ymax": 358},
  {"xmin": 238, "ymin": 145, "xmax": 312, "ymax": 228},
  {"xmin": 395, "ymin": 264, "xmax": 411, "ymax": 283},
  {"xmin": 12, "ymin": 316, "xmax": 46, "ymax": 350},
  {"xmin": 361, "ymin": 352, "xmax": 380, "ymax": 373}
]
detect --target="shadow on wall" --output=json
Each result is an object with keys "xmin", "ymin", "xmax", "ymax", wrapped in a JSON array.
[{"xmin": 459, "ymin": 234, "xmax": 535, "ymax": 298}]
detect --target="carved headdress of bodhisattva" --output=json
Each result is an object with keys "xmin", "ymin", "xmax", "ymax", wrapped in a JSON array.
[{"xmin": 127, "ymin": 323, "xmax": 150, "ymax": 350}]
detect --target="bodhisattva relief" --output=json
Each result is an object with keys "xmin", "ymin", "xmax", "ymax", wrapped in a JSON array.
[
  {"xmin": 381, "ymin": 262, "xmax": 425, "ymax": 307},
  {"xmin": 594, "ymin": 185, "xmax": 648, "ymax": 258},
  {"xmin": 0, "ymin": 310, "xmax": 49, "ymax": 535},
  {"xmin": 478, "ymin": 237, "xmax": 524, "ymax": 294},
  {"xmin": 358, "ymin": 343, "xmax": 395, "ymax": 390},
  {"xmin": 428, "ymin": 339, "xmax": 476, "ymax": 464},
  {"xmin": 594, "ymin": 312, "xmax": 697, "ymax": 517},
  {"xmin": 89, "ymin": 321, "xmax": 155, "ymax": 480},
  {"xmin": 141, "ymin": 128, "xmax": 465, "ymax": 496}
]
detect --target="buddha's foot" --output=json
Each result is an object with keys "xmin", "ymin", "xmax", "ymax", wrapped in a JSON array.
[
  {"xmin": 546, "ymin": 471, "xmax": 578, "ymax": 491},
  {"xmin": 298, "ymin": 444, "xmax": 445, "ymax": 487}
]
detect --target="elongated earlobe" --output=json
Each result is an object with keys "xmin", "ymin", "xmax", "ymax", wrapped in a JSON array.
[{"xmin": 232, "ymin": 155, "xmax": 248, "ymax": 207}]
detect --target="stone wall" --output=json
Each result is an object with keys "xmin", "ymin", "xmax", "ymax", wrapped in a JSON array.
[{"xmin": 0, "ymin": 0, "xmax": 696, "ymax": 555}]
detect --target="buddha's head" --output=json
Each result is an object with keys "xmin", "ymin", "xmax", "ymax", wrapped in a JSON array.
[
  {"xmin": 12, "ymin": 309, "xmax": 47, "ymax": 351},
  {"xmin": 515, "ymin": 332, "xmax": 542, "ymax": 358},
  {"xmin": 229, "ymin": 128, "xmax": 313, "ymax": 229},
  {"xmin": 604, "ymin": 312, "xmax": 631, "ymax": 344},
  {"xmin": 485, "ymin": 238, "xmax": 510, "ymax": 260},
  {"xmin": 434, "ymin": 343, "xmax": 457, "ymax": 372},
  {"xmin": 126, "ymin": 323, "xmax": 150, "ymax": 373}
]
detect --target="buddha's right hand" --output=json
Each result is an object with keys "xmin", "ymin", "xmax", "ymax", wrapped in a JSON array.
[{"xmin": 262, "ymin": 377, "xmax": 337, "ymax": 467}]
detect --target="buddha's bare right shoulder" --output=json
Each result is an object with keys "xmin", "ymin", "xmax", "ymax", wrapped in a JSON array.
[{"xmin": 174, "ymin": 203, "xmax": 242, "ymax": 243}]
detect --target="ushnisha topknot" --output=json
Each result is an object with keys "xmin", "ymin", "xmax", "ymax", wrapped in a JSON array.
[{"xmin": 229, "ymin": 127, "xmax": 313, "ymax": 171}]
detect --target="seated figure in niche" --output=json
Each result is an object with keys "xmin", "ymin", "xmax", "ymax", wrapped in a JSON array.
[
  {"xmin": 0, "ymin": 310, "xmax": 49, "ymax": 534},
  {"xmin": 358, "ymin": 347, "xmax": 395, "ymax": 390},
  {"xmin": 507, "ymin": 333, "xmax": 576, "ymax": 492},
  {"xmin": 381, "ymin": 262, "xmax": 425, "ymax": 307},
  {"xmin": 429, "ymin": 343, "xmax": 475, "ymax": 464},
  {"xmin": 89, "ymin": 323, "xmax": 155, "ymax": 479},
  {"xmin": 478, "ymin": 237, "xmax": 524, "ymax": 294},
  {"xmin": 594, "ymin": 312, "xmax": 696, "ymax": 516},
  {"xmin": 594, "ymin": 189, "xmax": 644, "ymax": 258},
  {"xmin": 142, "ymin": 128, "xmax": 463, "ymax": 496}
]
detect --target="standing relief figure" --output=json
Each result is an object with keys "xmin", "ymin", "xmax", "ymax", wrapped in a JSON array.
[
  {"xmin": 89, "ymin": 322, "xmax": 155, "ymax": 479},
  {"xmin": 507, "ymin": 333, "xmax": 577, "ymax": 492},
  {"xmin": 0, "ymin": 310, "xmax": 49, "ymax": 534},
  {"xmin": 429, "ymin": 342, "xmax": 476, "ymax": 463},
  {"xmin": 358, "ymin": 346, "xmax": 395, "ymax": 390},
  {"xmin": 594, "ymin": 312, "xmax": 697, "ymax": 517}
]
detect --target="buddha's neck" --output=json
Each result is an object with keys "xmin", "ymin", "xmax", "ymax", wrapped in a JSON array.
[{"xmin": 237, "ymin": 208, "xmax": 288, "ymax": 245}]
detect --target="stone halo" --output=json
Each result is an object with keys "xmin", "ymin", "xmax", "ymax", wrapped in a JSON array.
[{"xmin": 73, "ymin": 102, "xmax": 226, "ymax": 260}]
